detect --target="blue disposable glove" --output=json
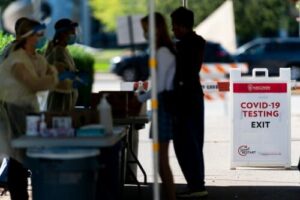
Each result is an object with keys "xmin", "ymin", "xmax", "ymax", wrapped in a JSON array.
[
  {"xmin": 73, "ymin": 72, "xmax": 91, "ymax": 87},
  {"xmin": 58, "ymin": 71, "xmax": 76, "ymax": 81}
]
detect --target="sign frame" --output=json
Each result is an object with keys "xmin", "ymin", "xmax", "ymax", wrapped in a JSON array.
[{"xmin": 230, "ymin": 68, "xmax": 291, "ymax": 169}]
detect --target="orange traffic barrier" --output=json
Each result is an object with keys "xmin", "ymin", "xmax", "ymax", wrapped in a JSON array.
[{"xmin": 200, "ymin": 63, "xmax": 248, "ymax": 79}]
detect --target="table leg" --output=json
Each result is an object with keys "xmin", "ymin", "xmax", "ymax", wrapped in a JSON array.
[{"xmin": 127, "ymin": 124, "xmax": 147, "ymax": 185}]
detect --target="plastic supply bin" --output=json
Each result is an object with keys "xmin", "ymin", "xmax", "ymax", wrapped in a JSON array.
[
  {"xmin": 26, "ymin": 148, "xmax": 100, "ymax": 200},
  {"xmin": 96, "ymin": 142, "xmax": 124, "ymax": 200}
]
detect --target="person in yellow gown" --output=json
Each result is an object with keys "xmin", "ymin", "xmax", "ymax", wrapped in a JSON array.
[
  {"xmin": 45, "ymin": 18, "xmax": 79, "ymax": 111},
  {"xmin": 0, "ymin": 18, "xmax": 58, "ymax": 200}
]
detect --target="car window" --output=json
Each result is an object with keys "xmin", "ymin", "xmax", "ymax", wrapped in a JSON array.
[
  {"xmin": 204, "ymin": 42, "xmax": 235, "ymax": 63},
  {"xmin": 280, "ymin": 42, "xmax": 300, "ymax": 52},
  {"xmin": 204, "ymin": 43, "xmax": 218, "ymax": 62},
  {"xmin": 265, "ymin": 42, "xmax": 281, "ymax": 52},
  {"xmin": 244, "ymin": 43, "xmax": 266, "ymax": 55}
]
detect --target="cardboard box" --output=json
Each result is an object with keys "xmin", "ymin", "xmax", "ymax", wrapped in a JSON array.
[{"xmin": 91, "ymin": 91, "xmax": 144, "ymax": 118}]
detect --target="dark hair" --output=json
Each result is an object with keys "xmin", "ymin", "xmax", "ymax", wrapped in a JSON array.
[
  {"xmin": 141, "ymin": 12, "xmax": 175, "ymax": 54},
  {"xmin": 54, "ymin": 18, "xmax": 78, "ymax": 32},
  {"xmin": 171, "ymin": 6, "xmax": 194, "ymax": 29}
]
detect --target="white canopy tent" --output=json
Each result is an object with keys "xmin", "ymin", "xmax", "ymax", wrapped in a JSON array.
[
  {"xmin": 2, "ymin": 0, "xmax": 34, "ymax": 34},
  {"xmin": 2, "ymin": 0, "xmax": 91, "ymax": 45},
  {"xmin": 195, "ymin": 0, "xmax": 237, "ymax": 53}
]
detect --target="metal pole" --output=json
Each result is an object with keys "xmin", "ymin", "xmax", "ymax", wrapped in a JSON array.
[
  {"xmin": 148, "ymin": 0, "xmax": 159, "ymax": 200},
  {"xmin": 31, "ymin": 0, "xmax": 42, "ymax": 20},
  {"xmin": 82, "ymin": 0, "xmax": 91, "ymax": 45},
  {"xmin": 296, "ymin": 1, "xmax": 300, "ymax": 37},
  {"xmin": 299, "ymin": 9, "xmax": 300, "ymax": 37},
  {"xmin": 182, "ymin": 0, "xmax": 188, "ymax": 7},
  {"xmin": 127, "ymin": 16, "xmax": 136, "ymax": 54}
]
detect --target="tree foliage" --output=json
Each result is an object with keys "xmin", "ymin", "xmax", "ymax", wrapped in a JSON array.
[
  {"xmin": 0, "ymin": 31, "xmax": 14, "ymax": 53},
  {"xmin": 0, "ymin": 0, "xmax": 13, "ymax": 10},
  {"xmin": 233, "ymin": 0, "xmax": 294, "ymax": 44},
  {"xmin": 89, "ymin": 0, "xmax": 148, "ymax": 31}
]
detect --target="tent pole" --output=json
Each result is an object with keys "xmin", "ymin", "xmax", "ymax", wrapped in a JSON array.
[
  {"xmin": 182, "ymin": 0, "xmax": 188, "ymax": 7},
  {"xmin": 148, "ymin": 0, "xmax": 159, "ymax": 200}
]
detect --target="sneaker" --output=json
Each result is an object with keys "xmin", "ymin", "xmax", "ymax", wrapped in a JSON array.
[
  {"xmin": 0, "ymin": 158, "xmax": 9, "ymax": 183},
  {"xmin": 177, "ymin": 188, "xmax": 208, "ymax": 199},
  {"xmin": 0, "ymin": 158, "xmax": 9, "ymax": 196}
]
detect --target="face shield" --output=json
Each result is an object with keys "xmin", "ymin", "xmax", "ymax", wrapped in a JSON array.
[{"xmin": 19, "ymin": 23, "xmax": 46, "ymax": 39}]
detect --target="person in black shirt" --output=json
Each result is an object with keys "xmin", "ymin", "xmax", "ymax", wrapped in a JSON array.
[{"xmin": 170, "ymin": 6, "xmax": 208, "ymax": 198}]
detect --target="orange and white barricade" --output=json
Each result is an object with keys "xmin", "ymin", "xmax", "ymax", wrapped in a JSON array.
[
  {"xmin": 200, "ymin": 63, "xmax": 248, "ymax": 101},
  {"xmin": 200, "ymin": 63, "xmax": 248, "ymax": 80},
  {"xmin": 201, "ymin": 81, "xmax": 226, "ymax": 101}
]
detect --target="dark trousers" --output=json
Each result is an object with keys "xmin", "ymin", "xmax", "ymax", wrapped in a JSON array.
[
  {"xmin": 173, "ymin": 97, "xmax": 205, "ymax": 191},
  {"xmin": 8, "ymin": 159, "xmax": 29, "ymax": 200}
]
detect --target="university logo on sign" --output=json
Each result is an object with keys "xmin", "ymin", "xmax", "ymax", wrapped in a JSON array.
[{"xmin": 233, "ymin": 83, "xmax": 287, "ymax": 93}]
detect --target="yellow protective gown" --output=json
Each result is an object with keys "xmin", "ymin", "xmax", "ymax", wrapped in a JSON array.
[
  {"xmin": 45, "ymin": 44, "xmax": 78, "ymax": 111},
  {"xmin": 0, "ymin": 48, "xmax": 58, "ymax": 160}
]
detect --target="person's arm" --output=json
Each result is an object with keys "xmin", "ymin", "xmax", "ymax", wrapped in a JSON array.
[
  {"xmin": 137, "ymin": 90, "xmax": 151, "ymax": 103},
  {"xmin": 52, "ymin": 61, "xmax": 66, "ymax": 72},
  {"xmin": 47, "ymin": 47, "xmax": 77, "ymax": 91},
  {"xmin": 12, "ymin": 63, "xmax": 58, "ymax": 92},
  {"xmin": 46, "ymin": 64, "xmax": 58, "ymax": 76},
  {"xmin": 47, "ymin": 47, "xmax": 69, "ymax": 72}
]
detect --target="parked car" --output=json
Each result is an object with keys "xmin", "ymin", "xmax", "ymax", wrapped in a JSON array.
[
  {"xmin": 110, "ymin": 50, "xmax": 149, "ymax": 81},
  {"xmin": 110, "ymin": 41, "xmax": 236, "ymax": 81},
  {"xmin": 233, "ymin": 37, "xmax": 300, "ymax": 80}
]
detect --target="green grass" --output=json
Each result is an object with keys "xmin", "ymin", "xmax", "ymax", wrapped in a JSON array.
[
  {"xmin": 93, "ymin": 49, "xmax": 126, "ymax": 72},
  {"xmin": 94, "ymin": 61, "xmax": 110, "ymax": 72}
]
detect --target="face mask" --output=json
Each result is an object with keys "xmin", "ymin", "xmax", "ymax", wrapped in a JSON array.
[
  {"xmin": 35, "ymin": 36, "xmax": 47, "ymax": 49},
  {"xmin": 67, "ymin": 34, "xmax": 77, "ymax": 45}
]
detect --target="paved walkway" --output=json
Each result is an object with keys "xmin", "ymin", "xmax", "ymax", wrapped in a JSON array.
[{"xmin": 132, "ymin": 98, "xmax": 300, "ymax": 199}]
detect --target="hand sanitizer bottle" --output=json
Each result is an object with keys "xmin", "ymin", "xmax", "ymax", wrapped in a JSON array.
[{"xmin": 98, "ymin": 94, "xmax": 113, "ymax": 134}]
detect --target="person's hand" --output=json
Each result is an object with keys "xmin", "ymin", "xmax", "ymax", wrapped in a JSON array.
[
  {"xmin": 72, "ymin": 79, "xmax": 82, "ymax": 88},
  {"xmin": 58, "ymin": 71, "xmax": 76, "ymax": 81},
  {"xmin": 48, "ymin": 65, "xmax": 58, "ymax": 75},
  {"xmin": 134, "ymin": 81, "xmax": 149, "ymax": 92},
  {"xmin": 75, "ymin": 72, "xmax": 90, "ymax": 85},
  {"xmin": 72, "ymin": 72, "xmax": 91, "ymax": 88},
  {"xmin": 136, "ymin": 92, "xmax": 146, "ymax": 103}
]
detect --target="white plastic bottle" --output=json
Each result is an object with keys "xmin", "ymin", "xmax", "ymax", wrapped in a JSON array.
[
  {"xmin": 39, "ymin": 114, "xmax": 47, "ymax": 136},
  {"xmin": 98, "ymin": 94, "xmax": 113, "ymax": 134}
]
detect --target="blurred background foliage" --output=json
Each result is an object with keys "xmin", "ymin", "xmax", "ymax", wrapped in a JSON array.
[
  {"xmin": 0, "ymin": 31, "xmax": 14, "ymax": 52},
  {"xmin": 67, "ymin": 45, "xmax": 95, "ymax": 107},
  {"xmin": 89, "ymin": 0, "xmax": 298, "ymax": 44}
]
